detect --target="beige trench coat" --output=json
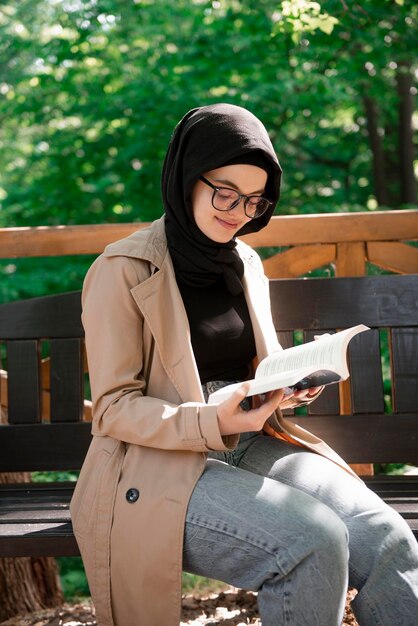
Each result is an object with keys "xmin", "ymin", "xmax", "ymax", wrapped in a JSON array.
[{"xmin": 70, "ymin": 216, "xmax": 357, "ymax": 626}]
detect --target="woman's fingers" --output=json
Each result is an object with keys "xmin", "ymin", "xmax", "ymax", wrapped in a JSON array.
[{"xmin": 217, "ymin": 385, "xmax": 285, "ymax": 436}]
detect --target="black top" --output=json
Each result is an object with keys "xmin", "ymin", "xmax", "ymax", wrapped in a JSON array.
[{"xmin": 179, "ymin": 280, "xmax": 256, "ymax": 383}]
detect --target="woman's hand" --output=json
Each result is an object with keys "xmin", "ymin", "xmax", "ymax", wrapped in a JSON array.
[
  {"xmin": 279, "ymin": 385, "xmax": 324, "ymax": 410},
  {"xmin": 216, "ymin": 383, "xmax": 284, "ymax": 436}
]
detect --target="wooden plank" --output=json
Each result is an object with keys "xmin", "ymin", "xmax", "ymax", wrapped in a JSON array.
[
  {"xmin": 0, "ymin": 368, "xmax": 7, "ymax": 412},
  {"xmin": 50, "ymin": 338, "xmax": 84, "ymax": 423},
  {"xmin": 0, "ymin": 527, "xmax": 79, "ymax": 557},
  {"xmin": 7, "ymin": 340, "xmax": 41, "ymax": 424},
  {"xmin": 0, "ymin": 291, "xmax": 83, "ymax": 340},
  {"xmin": 270, "ymin": 275, "xmax": 418, "ymax": 330},
  {"xmin": 40, "ymin": 352, "xmax": 89, "ymax": 391},
  {"xmin": 0, "ymin": 422, "xmax": 92, "ymax": 472},
  {"xmin": 349, "ymin": 330, "xmax": 385, "ymax": 414},
  {"xmin": 262, "ymin": 244, "xmax": 335, "ymax": 278},
  {"xmin": 367, "ymin": 241, "xmax": 418, "ymax": 273},
  {"xmin": 347, "ymin": 331, "xmax": 379, "ymax": 477},
  {"xmin": 1, "ymin": 368, "xmax": 92, "ymax": 422},
  {"xmin": 0, "ymin": 481, "xmax": 77, "ymax": 556},
  {"xmin": 0, "ymin": 481, "xmax": 76, "ymax": 498},
  {"xmin": 0, "ymin": 510, "xmax": 71, "ymax": 522},
  {"xmin": 276, "ymin": 331, "xmax": 294, "ymax": 351},
  {"xmin": 391, "ymin": 328, "xmax": 418, "ymax": 413},
  {"xmin": 365, "ymin": 475, "xmax": 418, "ymax": 494},
  {"xmin": 0, "ymin": 223, "xmax": 150, "ymax": 258},
  {"xmin": 245, "ymin": 210, "xmax": 418, "ymax": 248},
  {"xmin": 335, "ymin": 242, "xmax": 366, "ymax": 277},
  {"xmin": 1, "ymin": 210, "xmax": 417, "ymax": 258},
  {"xmin": 352, "ymin": 463, "xmax": 374, "ymax": 475},
  {"xmin": 288, "ymin": 414, "xmax": 418, "ymax": 464},
  {"xmin": 334, "ymin": 237, "xmax": 365, "ymax": 415}
]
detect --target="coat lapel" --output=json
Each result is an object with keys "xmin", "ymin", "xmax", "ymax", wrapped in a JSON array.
[
  {"xmin": 131, "ymin": 240, "xmax": 277, "ymax": 404},
  {"xmin": 130, "ymin": 254, "xmax": 205, "ymax": 404}
]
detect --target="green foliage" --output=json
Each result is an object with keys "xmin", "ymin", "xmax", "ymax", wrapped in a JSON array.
[
  {"xmin": 0, "ymin": 0, "xmax": 416, "ymax": 240},
  {"xmin": 374, "ymin": 463, "xmax": 411, "ymax": 475},
  {"xmin": 182, "ymin": 573, "xmax": 227, "ymax": 596},
  {"xmin": 57, "ymin": 557, "xmax": 90, "ymax": 600},
  {"xmin": 0, "ymin": 256, "xmax": 94, "ymax": 303},
  {"xmin": 32, "ymin": 470, "xmax": 79, "ymax": 482}
]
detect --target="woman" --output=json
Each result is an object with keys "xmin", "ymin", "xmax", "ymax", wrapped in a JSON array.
[{"xmin": 71, "ymin": 103, "xmax": 418, "ymax": 626}]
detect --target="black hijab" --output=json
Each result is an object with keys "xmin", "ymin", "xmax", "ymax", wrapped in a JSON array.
[{"xmin": 163, "ymin": 103, "xmax": 282, "ymax": 295}]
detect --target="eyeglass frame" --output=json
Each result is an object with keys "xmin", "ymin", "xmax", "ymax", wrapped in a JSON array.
[{"xmin": 199, "ymin": 175, "xmax": 272, "ymax": 219}]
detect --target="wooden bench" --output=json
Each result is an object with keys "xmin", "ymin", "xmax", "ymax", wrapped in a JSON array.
[
  {"xmin": 0, "ymin": 274, "xmax": 417, "ymax": 560},
  {"xmin": 271, "ymin": 274, "xmax": 418, "ymax": 540},
  {"xmin": 0, "ymin": 291, "xmax": 90, "ymax": 557}
]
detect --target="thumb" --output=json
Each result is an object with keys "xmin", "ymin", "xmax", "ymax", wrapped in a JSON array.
[
  {"xmin": 314, "ymin": 333, "xmax": 331, "ymax": 341},
  {"xmin": 224, "ymin": 381, "xmax": 250, "ymax": 408}
]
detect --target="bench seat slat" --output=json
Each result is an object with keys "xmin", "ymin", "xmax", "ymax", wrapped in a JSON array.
[
  {"xmin": 1, "ymin": 476, "xmax": 416, "ymax": 560},
  {"xmin": 0, "ymin": 522, "xmax": 73, "ymax": 536},
  {"xmin": 0, "ymin": 529, "xmax": 79, "ymax": 558},
  {"xmin": 0, "ymin": 512, "xmax": 71, "ymax": 522},
  {"xmin": 0, "ymin": 482, "xmax": 77, "ymax": 495}
]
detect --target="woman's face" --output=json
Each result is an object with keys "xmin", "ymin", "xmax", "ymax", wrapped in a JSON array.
[{"xmin": 191, "ymin": 164, "xmax": 268, "ymax": 243}]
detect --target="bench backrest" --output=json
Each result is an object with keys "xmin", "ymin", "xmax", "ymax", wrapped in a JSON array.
[
  {"xmin": 270, "ymin": 274, "xmax": 418, "ymax": 465},
  {"xmin": 0, "ymin": 291, "xmax": 91, "ymax": 472},
  {"xmin": 1, "ymin": 274, "xmax": 417, "ymax": 473}
]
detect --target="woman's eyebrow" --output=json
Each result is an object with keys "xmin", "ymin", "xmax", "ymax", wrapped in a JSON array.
[{"xmin": 212, "ymin": 178, "xmax": 265, "ymax": 195}]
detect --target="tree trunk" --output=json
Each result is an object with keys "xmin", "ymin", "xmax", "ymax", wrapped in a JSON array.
[
  {"xmin": 396, "ymin": 62, "xmax": 417, "ymax": 205},
  {"xmin": 363, "ymin": 94, "xmax": 391, "ymax": 206},
  {"xmin": 0, "ymin": 473, "xmax": 64, "ymax": 622}
]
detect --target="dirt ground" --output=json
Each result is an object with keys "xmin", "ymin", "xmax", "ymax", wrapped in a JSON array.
[{"xmin": 0, "ymin": 588, "xmax": 359, "ymax": 625}]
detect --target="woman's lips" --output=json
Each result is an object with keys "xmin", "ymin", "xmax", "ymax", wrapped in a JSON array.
[{"xmin": 215, "ymin": 216, "xmax": 241, "ymax": 230}]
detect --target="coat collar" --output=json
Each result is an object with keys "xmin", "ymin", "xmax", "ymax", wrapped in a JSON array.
[
  {"xmin": 102, "ymin": 215, "xmax": 168, "ymax": 270},
  {"xmin": 132, "ymin": 253, "xmax": 205, "ymax": 403}
]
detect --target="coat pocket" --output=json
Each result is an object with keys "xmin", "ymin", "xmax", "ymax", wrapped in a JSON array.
[{"xmin": 70, "ymin": 447, "xmax": 112, "ymax": 541}]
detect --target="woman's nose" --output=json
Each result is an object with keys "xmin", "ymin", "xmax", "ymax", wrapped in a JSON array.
[{"xmin": 228, "ymin": 197, "xmax": 246, "ymax": 213}]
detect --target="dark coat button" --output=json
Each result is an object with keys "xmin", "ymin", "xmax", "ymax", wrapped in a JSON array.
[{"xmin": 126, "ymin": 488, "xmax": 140, "ymax": 503}]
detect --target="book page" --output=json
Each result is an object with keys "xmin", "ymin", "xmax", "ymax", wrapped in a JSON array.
[
  {"xmin": 256, "ymin": 324, "xmax": 369, "ymax": 380},
  {"xmin": 207, "ymin": 366, "xmax": 323, "ymax": 404}
]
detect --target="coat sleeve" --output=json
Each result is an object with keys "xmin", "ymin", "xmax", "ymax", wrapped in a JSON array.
[{"xmin": 82, "ymin": 254, "xmax": 237, "ymax": 453}]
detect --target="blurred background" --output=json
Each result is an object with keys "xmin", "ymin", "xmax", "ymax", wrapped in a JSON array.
[{"xmin": 0, "ymin": 0, "xmax": 416, "ymax": 301}]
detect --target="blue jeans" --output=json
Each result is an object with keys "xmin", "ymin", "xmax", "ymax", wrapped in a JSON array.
[{"xmin": 183, "ymin": 431, "xmax": 418, "ymax": 625}]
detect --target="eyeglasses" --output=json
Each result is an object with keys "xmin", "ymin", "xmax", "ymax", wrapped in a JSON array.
[{"xmin": 199, "ymin": 175, "xmax": 272, "ymax": 219}]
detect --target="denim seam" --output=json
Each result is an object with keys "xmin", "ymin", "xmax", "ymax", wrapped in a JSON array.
[
  {"xmin": 186, "ymin": 516, "xmax": 288, "ymax": 576},
  {"xmin": 283, "ymin": 573, "xmax": 292, "ymax": 625},
  {"xmin": 352, "ymin": 585, "xmax": 385, "ymax": 626}
]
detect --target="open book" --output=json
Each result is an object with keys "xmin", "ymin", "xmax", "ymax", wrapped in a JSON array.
[{"xmin": 207, "ymin": 324, "xmax": 370, "ymax": 404}]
